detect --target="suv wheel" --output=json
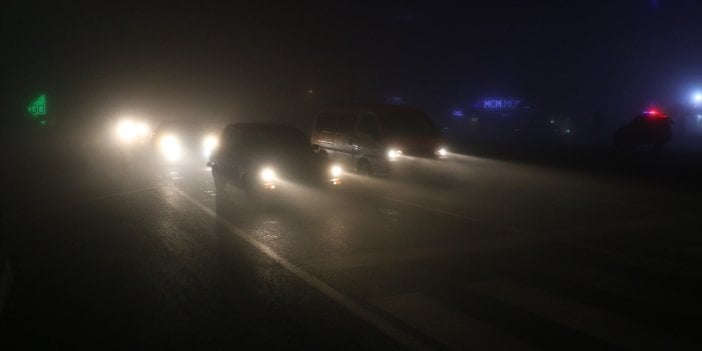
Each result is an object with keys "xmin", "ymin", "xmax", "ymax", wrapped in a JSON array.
[{"xmin": 357, "ymin": 159, "xmax": 372, "ymax": 176}]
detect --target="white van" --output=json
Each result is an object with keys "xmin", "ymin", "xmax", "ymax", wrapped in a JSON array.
[{"xmin": 310, "ymin": 105, "xmax": 447, "ymax": 175}]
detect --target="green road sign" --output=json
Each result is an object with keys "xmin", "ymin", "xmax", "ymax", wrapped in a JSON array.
[{"xmin": 27, "ymin": 94, "xmax": 47, "ymax": 118}]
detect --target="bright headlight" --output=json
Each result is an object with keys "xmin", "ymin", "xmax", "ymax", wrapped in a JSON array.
[
  {"xmin": 159, "ymin": 134, "xmax": 181, "ymax": 161},
  {"xmin": 202, "ymin": 135, "xmax": 218, "ymax": 157},
  {"xmin": 115, "ymin": 119, "xmax": 150, "ymax": 144},
  {"xmin": 260, "ymin": 167, "xmax": 276, "ymax": 182},
  {"xmin": 387, "ymin": 149, "xmax": 403, "ymax": 160},
  {"xmin": 116, "ymin": 119, "xmax": 136, "ymax": 142},
  {"xmin": 330, "ymin": 164, "xmax": 343, "ymax": 178},
  {"xmin": 436, "ymin": 147, "xmax": 448, "ymax": 157}
]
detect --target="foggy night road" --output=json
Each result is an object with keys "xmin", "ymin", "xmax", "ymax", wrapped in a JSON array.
[
  {"xmin": 6, "ymin": 1, "xmax": 702, "ymax": 349},
  {"xmin": 2, "ymin": 142, "xmax": 702, "ymax": 350}
]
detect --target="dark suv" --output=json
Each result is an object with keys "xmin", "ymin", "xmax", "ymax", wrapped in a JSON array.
[
  {"xmin": 209, "ymin": 123, "xmax": 343, "ymax": 202},
  {"xmin": 614, "ymin": 111, "xmax": 672, "ymax": 148}
]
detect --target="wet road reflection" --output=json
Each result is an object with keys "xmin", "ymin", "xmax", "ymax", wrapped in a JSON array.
[{"xmin": 6, "ymin": 147, "xmax": 702, "ymax": 349}]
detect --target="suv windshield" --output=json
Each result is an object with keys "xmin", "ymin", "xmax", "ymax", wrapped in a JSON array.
[
  {"xmin": 242, "ymin": 127, "xmax": 309, "ymax": 150},
  {"xmin": 376, "ymin": 112, "xmax": 437, "ymax": 136}
]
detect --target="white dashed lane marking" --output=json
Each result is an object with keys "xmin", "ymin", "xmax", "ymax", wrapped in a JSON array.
[{"xmin": 170, "ymin": 185, "xmax": 433, "ymax": 351}]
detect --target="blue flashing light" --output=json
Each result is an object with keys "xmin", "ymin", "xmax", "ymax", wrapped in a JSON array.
[{"xmin": 693, "ymin": 92, "xmax": 702, "ymax": 104}]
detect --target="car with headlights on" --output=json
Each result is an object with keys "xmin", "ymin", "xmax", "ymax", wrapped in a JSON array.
[
  {"xmin": 152, "ymin": 120, "xmax": 219, "ymax": 164},
  {"xmin": 208, "ymin": 123, "xmax": 343, "ymax": 203},
  {"xmin": 310, "ymin": 104, "xmax": 447, "ymax": 176}
]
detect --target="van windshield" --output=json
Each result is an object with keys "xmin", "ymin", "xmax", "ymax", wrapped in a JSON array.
[{"xmin": 376, "ymin": 112, "xmax": 437, "ymax": 136}]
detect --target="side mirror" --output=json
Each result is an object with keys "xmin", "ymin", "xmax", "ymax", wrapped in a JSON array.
[{"xmin": 311, "ymin": 144, "xmax": 320, "ymax": 151}]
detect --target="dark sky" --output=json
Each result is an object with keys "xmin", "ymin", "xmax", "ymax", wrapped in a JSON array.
[{"xmin": 4, "ymin": 1, "xmax": 702, "ymax": 127}]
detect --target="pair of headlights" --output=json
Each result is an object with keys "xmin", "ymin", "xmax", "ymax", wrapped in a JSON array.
[
  {"xmin": 259, "ymin": 165, "xmax": 343, "ymax": 182},
  {"xmin": 386, "ymin": 147, "xmax": 448, "ymax": 160},
  {"xmin": 158, "ymin": 134, "xmax": 219, "ymax": 161}
]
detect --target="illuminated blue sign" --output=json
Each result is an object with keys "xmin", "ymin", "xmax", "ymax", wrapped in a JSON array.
[{"xmin": 482, "ymin": 99, "xmax": 521, "ymax": 110}]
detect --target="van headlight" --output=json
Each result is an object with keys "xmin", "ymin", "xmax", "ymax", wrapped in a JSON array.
[
  {"xmin": 260, "ymin": 167, "xmax": 276, "ymax": 182},
  {"xmin": 387, "ymin": 149, "xmax": 403, "ymax": 160},
  {"xmin": 159, "ymin": 134, "xmax": 182, "ymax": 161},
  {"xmin": 202, "ymin": 135, "xmax": 218, "ymax": 158},
  {"xmin": 330, "ymin": 164, "xmax": 343, "ymax": 178}
]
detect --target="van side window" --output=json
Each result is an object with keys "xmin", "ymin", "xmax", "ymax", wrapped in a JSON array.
[
  {"xmin": 358, "ymin": 114, "xmax": 378, "ymax": 136},
  {"xmin": 316, "ymin": 113, "xmax": 336, "ymax": 132},
  {"xmin": 335, "ymin": 114, "xmax": 356, "ymax": 134}
]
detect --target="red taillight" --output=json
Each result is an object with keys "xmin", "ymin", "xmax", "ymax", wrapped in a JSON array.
[{"xmin": 644, "ymin": 109, "xmax": 667, "ymax": 118}]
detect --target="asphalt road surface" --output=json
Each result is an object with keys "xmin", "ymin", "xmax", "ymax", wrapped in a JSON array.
[{"xmin": 2, "ymin": 141, "xmax": 702, "ymax": 350}]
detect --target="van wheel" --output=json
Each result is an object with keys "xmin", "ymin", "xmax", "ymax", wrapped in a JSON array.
[{"xmin": 357, "ymin": 159, "xmax": 372, "ymax": 176}]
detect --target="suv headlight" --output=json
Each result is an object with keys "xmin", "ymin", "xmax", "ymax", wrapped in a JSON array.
[
  {"xmin": 260, "ymin": 167, "xmax": 276, "ymax": 182},
  {"xmin": 330, "ymin": 164, "xmax": 343, "ymax": 178}
]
